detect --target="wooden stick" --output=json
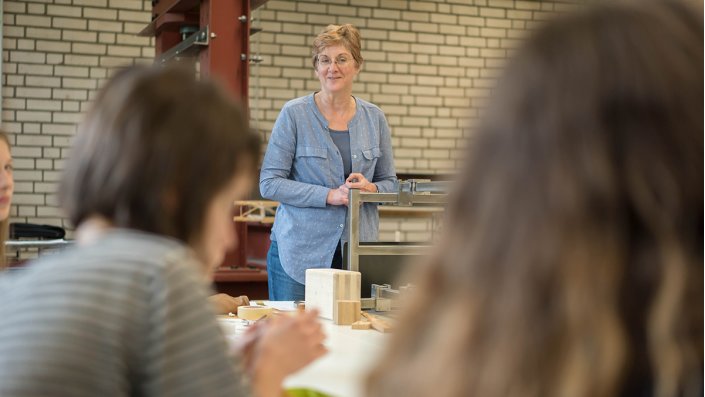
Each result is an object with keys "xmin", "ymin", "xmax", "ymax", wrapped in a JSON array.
[{"xmin": 360, "ymin": 311, "xmax": 393, "ymax": 333}]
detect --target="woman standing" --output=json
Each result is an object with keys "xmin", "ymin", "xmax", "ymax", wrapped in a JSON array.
[{"xmin": 260, "ymin": 24, "xmax": 397, "ymax": 301}]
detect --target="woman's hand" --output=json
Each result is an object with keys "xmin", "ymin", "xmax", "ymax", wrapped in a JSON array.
[
  {"xmin": 208, "ymin": 293, "xmax": 249, "ymax": 314},
  {"xmin": 246, "ymin": 310, "xmax": 327, "ymax": 397},
  {"xmin": 345, "ymin": 173, "xmax": 377, "ymax": 192},
  {"xmin": 326, "ymin": 185, "xmax": 350, "ymax": 206}
]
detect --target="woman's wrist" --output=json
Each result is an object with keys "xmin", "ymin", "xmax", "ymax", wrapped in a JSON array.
[{"xmin": 251, "ymin": 358, "xmax": 286, "ymax": 397}]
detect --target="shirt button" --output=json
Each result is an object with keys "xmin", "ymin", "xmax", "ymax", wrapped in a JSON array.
[
  {"xmin": 339, "ymin": 224, "xmax": 344, "ymax": 228},
  {"xmin": 352, "ymin": 154, "xmax": 357, "ymax": 159}
]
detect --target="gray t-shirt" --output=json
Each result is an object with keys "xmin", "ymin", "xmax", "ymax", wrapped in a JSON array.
[
  {"xmin": 329, "ymin": 129, "xmax": 352, "ymax": 178},
  {"xmin": 0, "ymin": 229, "xmax": 250, "ymax": 397}
]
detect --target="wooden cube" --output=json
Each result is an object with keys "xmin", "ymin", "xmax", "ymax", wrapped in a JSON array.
[
  {"xmin": 305, "ymin": 269, "xmax": 361, "ymax": 320},
  {"xmin": 351, "ymin": 320, "xmax": 371, "ymax": 330},
  {"xmin": 334, "ymin": 300, "xmax": 361, "ymax": 325}
]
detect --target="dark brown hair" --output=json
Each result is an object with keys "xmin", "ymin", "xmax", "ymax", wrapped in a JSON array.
[
  {"xmin": 367, "ymin": 2, "xmax": 702, "ymax": 397},
  {"xmin": 312, "ymin": 24, "xmax": 363, "ymax": 69},
  {"xmin": 59, "ymin": 66, "xmax": 259, "ymax": 244}
]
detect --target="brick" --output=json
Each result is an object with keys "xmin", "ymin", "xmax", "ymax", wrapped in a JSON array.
[
  {"xmin": 106, "ymin": 45, "xmax": 141, "ymax": 57},
  {"xmin": 75, "ymin": 0, "xmax": 108, "ymax": 6},
  {"xmin": 402, "ymin": 11, "xmax": 428, "ymax": 22},
  {"xmin": 389, "ymin": 31, "xmax": 416, "ymax": 43},
  {"xmin": 28, "ymin": 3, "xmax": 46, "ymax": 14},
  {"xmin": 26, "ymin": 100, "xmax": 61, "ymax": 111},
  {"xmin": 42, "ymin": 123, "xmax": 77, "ymax": 135},
  {"xmin": 108, "ymin": 0, "xmax": 142, "ymax": 10},
  {"xmin": 10, "ymin": 51, "xmax": 45, "ymax": 64},
  {"xmin": 481, "ymin": 27, "xmax": 506, "ymax": 38},
  {"xmin": 64, "ymin": 54, "xmax": 99, "ymax": 66},
  {"xmin": 47, "ymin": 5, "xmax": 81, "ymax": 17},
  {"xmin": 16, "ymin": 111, "xmax": 52, "ymax": 123},
  {"xmin": 451, "ymin": 5, "xmax": 479, "ymax": 16},
  {"xmin": 4, "ymin": 1, "xmax": 27, "ymax": 13},
  {"xmin": 16, "ymin": 87, "xmax": 52, "ymax": 99},
  {"xmin": 52, "ymin": 89, "xmax": 88, "ymax": 101},
  {"xmin": 118, "ymin": 10, "xmax": 149, "ymax": 22},
  {"xmin": 329, "ymin": 5, "xmax": 356, "ymax": 16},
  {"xmin": 516, "ymin": 1, "xmax": 542, "ymax": 10},
  {"xmin": 16, "ymin": 135, "xmax": 52, "ymax": 147},
  {"xmin": 16, "ymin": 15, "xmax": 51, "ymax": 28},
  {"xmin": 373, "ymin": 9, "xmax": 400, "ymax": 20},
  {"xmin": 18, "ymin": 64, "xmax": 53, "ymax": 76},
  {"xmin": 72, "ymin": 43, "xmax": 106, "ymax": 55},
  {"xmin": 88, "ymin": 20, "xmax": 123, "ymax": 33},
  {"xmin": 53, "ymin": 17, "xmax": 87, "ymax": 30},
  {"xmin": 36, "ymin": 40, "xmax": 72, "ymax": 53},
  {"xmin": 46, "ymin": 54, "xmax": 64, "ymax": 65},
  {"xmin": 54, "ymin": 65, "xmax": 90, "ymax": 77}
]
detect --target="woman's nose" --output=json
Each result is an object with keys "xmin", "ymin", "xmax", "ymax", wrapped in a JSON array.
[{"xmin": 0, "ymin": 170, "xmax": 12, "ymax": 190}]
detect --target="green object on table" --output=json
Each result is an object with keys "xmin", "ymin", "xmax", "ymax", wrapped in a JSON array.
[{"xmin": 285, "ymin": 387, "xmax": 335, "ymax": 397}]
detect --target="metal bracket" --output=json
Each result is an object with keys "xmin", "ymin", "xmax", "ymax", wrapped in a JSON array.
[
  {"xmin": 156, "ymin": 26, "xmax": 209, "ymax": 64},
  {"xmin": 360, "ymin": 283, "xmax": 412, "ymax": 312},
  {"xmin": 398, "ymin": 180, "xmax": 413, "ymax": 206}
]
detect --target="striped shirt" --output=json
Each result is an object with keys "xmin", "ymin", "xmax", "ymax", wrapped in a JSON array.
[{"xmin": 0, "ymin": 229, "xmax": 251, "ymax": 397}]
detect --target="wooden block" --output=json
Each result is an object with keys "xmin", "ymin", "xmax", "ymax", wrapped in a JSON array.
[
  {"xmin": 334, "ymin": 300, "xmax": 361, "ymax": 325},
  {"xmin": 351, "ymin": 320, "xmax": 371, "ymax": 330},
  {"xmin": 305, "ymin": 269, "xmax": 361, "ymax": 320},
  {"xmin": 361, "ymin": 311, "xmax": 393, "ymax": 333}
]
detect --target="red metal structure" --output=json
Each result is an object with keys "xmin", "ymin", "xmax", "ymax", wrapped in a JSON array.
[{"xmin": 140, "ymin": 0, "xmax": 270, "ymax": 298}]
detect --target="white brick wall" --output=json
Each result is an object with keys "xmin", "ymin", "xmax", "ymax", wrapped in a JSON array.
[
  {"xmin": 2, "ymin": 0, "xmax": 574, "ymax": 240},
  {"xmin": 249, "ymin": 0, "xmax": 573, "ymax": 177},
  {"xmin": 2, "ymin": 0, "xmax": 154, "ymax": 230}
]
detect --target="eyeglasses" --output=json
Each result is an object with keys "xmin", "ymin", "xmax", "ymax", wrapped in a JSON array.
[{"xmin": 317, "ymin": 55, "xmax": 352, "ymax": 68}]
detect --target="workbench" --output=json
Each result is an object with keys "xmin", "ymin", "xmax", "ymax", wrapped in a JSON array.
[{"xmin": 217, "ymin": 302, "xmax": 390, "ymax": 397}]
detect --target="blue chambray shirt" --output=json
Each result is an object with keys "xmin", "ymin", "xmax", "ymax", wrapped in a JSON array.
[{"xmin": 260, "ymin": 93, "xmax": 397, "ymax": 284}]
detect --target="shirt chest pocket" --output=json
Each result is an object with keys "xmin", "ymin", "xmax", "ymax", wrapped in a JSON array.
[
  {"xmin": 362, "ymin": 147, "xmax": 381, "ymax": 160},
  {"xmin": 294, "ymin": 146, "xmax": 330, "ymax": 183},
  {"xmin": 297, "ymin": 146, "xmax": 328, "ymax": 160},
  {"xmin": 359, "ymin": 146, "xmax": 381, "ymax": 174}
]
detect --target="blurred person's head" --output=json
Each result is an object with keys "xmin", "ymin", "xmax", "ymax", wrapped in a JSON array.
[
  {"xmin": 59, "ymin": 66, "xmax": 259, "ymax": 276},
  {"xmin": 367, "ymin": 2, "xmax": 702, "ymax": 397},
  {"xmin": 0, "ymin": 130, "xmax": 13, "ymax": 268}
]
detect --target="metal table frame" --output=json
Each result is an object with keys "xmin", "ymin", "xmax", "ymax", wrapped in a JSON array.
[{"xmin": 345, "ymin": 180, "xmax": 448, "ymax": 272}]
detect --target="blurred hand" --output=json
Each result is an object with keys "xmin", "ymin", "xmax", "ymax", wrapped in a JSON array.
[
  {"xmin": 248, "ymin": 310, "xmax": 327, "ymax": 397},
  {"xmin": 208, "ymin": 293, "xmax": 249, "ymax": 314},
  {"xmin": 326, "ymin": 185, "xmax": 350, "ymax": 206},
  {"xmin": 345, "ymin": 173, "xmax": 377, "ymax": 192}
]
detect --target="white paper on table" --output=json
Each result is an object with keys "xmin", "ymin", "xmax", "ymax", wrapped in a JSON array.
[{"xmin": 259, "ymin": 300, "xmax": 299, "ymax": 312}]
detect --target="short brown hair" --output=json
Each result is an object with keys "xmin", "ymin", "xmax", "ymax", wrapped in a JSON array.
[
  {"xmin": 59, "ymin": 66, "xmax": 259, "ymax": 244},
  {"xmin": 312, "ymin": 24, "xmax": 363, "ymax": 69}
]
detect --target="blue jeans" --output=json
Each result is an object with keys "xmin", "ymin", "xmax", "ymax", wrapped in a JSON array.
[
  {"xmin": 267, "ymin": 240, "xmax": 305, "ymax": 301},
  {"xmin": 267, "ymin": 240, "xmax": 344, "ymax": 301}
]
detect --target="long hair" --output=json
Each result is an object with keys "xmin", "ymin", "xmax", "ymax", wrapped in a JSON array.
[
  {"xmin": 367, "ymin": 2, "xmax": 702, "ymax": 397},
  {"xmin": 0, "ymin": 131, "xmax": 9, "ymax": 269}
]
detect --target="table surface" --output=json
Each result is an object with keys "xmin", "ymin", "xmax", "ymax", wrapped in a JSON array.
[{"xmin": 217, "ymin": 301, "xmax": 390, "ymax": 397}]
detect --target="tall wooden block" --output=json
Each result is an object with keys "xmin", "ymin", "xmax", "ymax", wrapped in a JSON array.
[
  {"xmin": 334, "ymin": 300, "xmax": 361, "ymax": 325},
  {"xmin": 305, "ymin": 269, "xmax": 361, "ymax": 320}
]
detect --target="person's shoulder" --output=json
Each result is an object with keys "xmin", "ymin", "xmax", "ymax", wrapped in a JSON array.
[
  {"xmin": 22, "ymin": 229, "xmax": 194, "ymax": 279},
  {"xmin": 281, "ymin": 94, "xmax": 314, "ymax": 113},
  {"xmin": 355, "ymin": 97, "xmax": 386, "ymax": 117}
]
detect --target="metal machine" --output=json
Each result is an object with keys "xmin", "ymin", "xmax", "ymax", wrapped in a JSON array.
[{"xmin": 346, "ymin": 180, "xmax": 449, "ymax": 311}]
